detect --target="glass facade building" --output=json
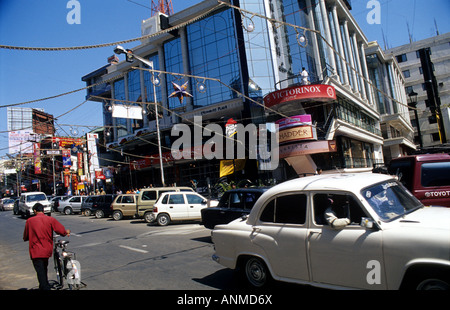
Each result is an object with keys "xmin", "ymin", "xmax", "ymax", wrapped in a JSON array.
[
  {"xmin": 83, "ymin": 0, "xmax": 413, "ymax": 189},
  {"xmin": 187, "ymin": 8, "xmax": 242, "ymax": 108}
]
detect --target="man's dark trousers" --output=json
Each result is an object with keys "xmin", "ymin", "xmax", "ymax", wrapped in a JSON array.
[{"xmin": 32, "ymin": 258, "xmax": 51, "ymax": 290}]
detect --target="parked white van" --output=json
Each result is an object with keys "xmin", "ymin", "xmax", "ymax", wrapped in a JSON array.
[{"xmin": 18, "ymin": 192, "xmax": 51, "ymax": 217}]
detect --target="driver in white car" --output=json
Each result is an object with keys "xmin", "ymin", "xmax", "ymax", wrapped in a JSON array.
[{"xmin": 324, "ymin": 195, "xmax": 351, "ymax": 229}]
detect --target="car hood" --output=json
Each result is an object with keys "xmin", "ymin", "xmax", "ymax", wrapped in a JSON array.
[{"xmin": 395, "ymin": 206, "xmax": 450, "ymax": 231}]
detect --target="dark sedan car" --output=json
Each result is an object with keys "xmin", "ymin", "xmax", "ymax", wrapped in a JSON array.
[{"xmin": 201, "ymin": 188, "xmax": 269, "ymax": 229}]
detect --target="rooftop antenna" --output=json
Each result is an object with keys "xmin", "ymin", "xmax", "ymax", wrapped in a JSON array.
[
  {"xmin": 434, "ymin": 18, "xmax": 440, "ymax": 36},
  {"xmin": 406, "ymin": 21, "xmax": 413, "ymax": 44},
  {"xmin": 151, "ymin": 0, "xmax": 174, "ymax": 16}
]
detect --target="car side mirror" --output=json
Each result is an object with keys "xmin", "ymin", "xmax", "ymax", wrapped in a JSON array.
[
  {"xmin": 361, "ymin": 217, "xmax": 375, "ymax": 229},
  {"xmin": 201, "ymin": 199, "xmax": 207, "ymax": 204}
]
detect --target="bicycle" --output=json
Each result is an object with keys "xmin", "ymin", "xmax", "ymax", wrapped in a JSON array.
[{"xmin": 52, "ymin": 235, "xmax": 85, "ymax": 290}]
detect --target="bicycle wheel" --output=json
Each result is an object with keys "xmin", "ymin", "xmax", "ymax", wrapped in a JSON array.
[{"xmin": 53, "ymin": 253, "xmax": 64, "ymax": 289}]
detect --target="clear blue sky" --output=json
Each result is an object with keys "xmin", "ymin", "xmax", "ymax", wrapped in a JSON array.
[{"xmin": 0, "ymin": 0, "xmax": 449, "ymax": 159}]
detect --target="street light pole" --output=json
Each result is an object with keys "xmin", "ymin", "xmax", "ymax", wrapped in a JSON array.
[{"xmin": 114, "ymin": 46, "xmax": 165, "ymax": 186}]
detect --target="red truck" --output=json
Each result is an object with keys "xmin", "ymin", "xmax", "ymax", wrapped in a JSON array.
[{"xmin": 388, "ymin": 153, "xmax": 450, "ymax": 207}]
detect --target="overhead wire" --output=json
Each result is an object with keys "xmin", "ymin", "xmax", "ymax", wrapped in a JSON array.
[{"xmin": 1, "ymin": 1, "xmax": 418, "ymax": 164}]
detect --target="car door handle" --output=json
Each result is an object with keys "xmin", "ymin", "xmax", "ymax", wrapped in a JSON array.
[
  {"xmin": 169, "ymin": 206, "xmax": 173, "ymax": 209},
  {"xmin": 309, "ymin": 231, "xmax": 321, "ymax": 237},
  {"xmin": 190, "ymin": 206, "xmax": 194, "ymax": 208},
  {"xmin": 252, "ymin": 227, "xmax": 261, "ymax": 233}
]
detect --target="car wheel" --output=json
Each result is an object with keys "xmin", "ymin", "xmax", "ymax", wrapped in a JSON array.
[
  {"xmin": 245, "ymin": 257, "xmax": 271, "ymax": 288},
  {"xmin": 156, "ymin": 213, "xmax": 170, "ymax": 226},
  {"xmin": 416, "ymin": 278, "xmax": 449, "ymax": 290},
  {"xmin": 95, "ymin": 210, "xmax": 104, "ymax": 218},
  {"xmin": 144, "ymin": 212, "xmax": 154, "ymax": 223},
  {"xmin": 64, "ymin": 207, "xmax": 73, "ymax": 215},
  {"xmin": 112, "ymin": 210, "xmax": 123, "ymax": 221},
  {"xmin": 84, "ymin": 209, "xmax": 91, "ymax": 216}
]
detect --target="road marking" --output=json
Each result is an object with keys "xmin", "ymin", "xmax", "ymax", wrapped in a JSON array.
[
  {"xmin": 77, "ymin": 242, "xmax": 102, "ymax": 248},
  {"xmin": 137, "ymin": 225, "xmax": 206, "ymax": 238},
  {"xmin": 119, "ymin": 245, "xmax": 149, "ymax": 254}
]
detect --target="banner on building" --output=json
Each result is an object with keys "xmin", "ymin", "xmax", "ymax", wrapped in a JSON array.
[
  {"xmin": 33, "ymin": 143, "xmax": 41, "ymax": 174},
  {"xmin": 77, "ymin": 152, "xmax": 83, "ymax": 176},
  {"xmin": 219, "ymin": 159, "xmax": 246, "ymax": 178},
  {"xmin": 62, "ymin": 149, "xmax": 72, "ymax": 167},
  {"xmin": 112, "ymin": 104, "xmax": 143, "ymax": 120},
  {"xmin": 87, "ymin": 133, "xmax": 100, "ymax": 184},
  {"xmin": 8, "ymin": 131, "xmax": 35, "ymax": 154}
]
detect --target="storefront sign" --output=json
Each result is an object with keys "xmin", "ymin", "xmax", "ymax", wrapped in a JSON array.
[
  {"xmin": 95, "ymin": 169, "xmax": 106, "ymax": 180},
  {"xmin": 62, "ymin": 149, "xmax": 72, "ymax": 167},
  {"xmin": 34, "ymin": 143, "xmax": 41, "ymax": 174},
  {"xmin": 276, "ymin": 114, "xmax": 312, "ymax": 130},
  {"xmin": 279, "ymin": 126, "xmax": 315, "ymax": 144},
  {"xmin": 279, "ymin": 140, "xmax": 337, "ymax": 159},
  {"xmin": 264, "ymin": 84, "xmax": 336, "ymax": 108}
]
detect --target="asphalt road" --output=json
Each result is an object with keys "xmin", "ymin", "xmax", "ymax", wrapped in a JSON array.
[{"xmin": 0, "ymin": 210, "xmax": 238, "ymax": 290}]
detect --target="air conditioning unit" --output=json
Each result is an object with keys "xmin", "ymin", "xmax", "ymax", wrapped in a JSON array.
[{"xmin": 141, "ymin": 12, "xmax": 169, "ymax": 44}]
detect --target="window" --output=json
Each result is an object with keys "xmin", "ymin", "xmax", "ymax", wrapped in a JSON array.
[
  {"xmin": 186, "ymin": 8, "xmax": 242, "ymax": 108},
  {"xmin": 27, "ymin": 194, "xmax": 46, "ymax": 202},
  {"xmin": 260, "ymin": 194, "xmax": 307, "ymax": 225},
  {"xmin": 122, "ymin": 196, "xmax": 135, "ymax": 203},
  {"xmin": 242, "ymin": 192, "xmax": 262, "ymax": 210},
  {"xmin": 142, "ymin": 190, "xmax": 157, "ymax": 201},
  {"xmin": 164, "ymin": 38, "xmax": 184, "ymax": 109},
  {"xmin": 168, "ymin": 194, "xmax": 185, "ymax": 204},
  {"xmin": 313, "ymin": 193, "xmax": 367, "ymax": 225},
  {"xmin": 396, "ymin": 54, "xmax": 407, "ymax": 63},
  {"xmin": 405, "ymin": 86, "xmax": 413, "ymax": 95},
  {"xmin": 116, "ymin": 196, "xmax": 122, "ymax": 203},
  {"xmin": 229, "ymin": 192, "xmax": 242, "ymax": 209},
  {"xmin": 431, "ymin": 132, "xmax": 441, "ymax": 142},
  {"xmin": 421, "ymin": 162, "xmax": 450, "ymax": 187},
  {"xmin": 402, "ymin": 70, "xmax": 410, "ymax": 78},
  {"xmin": 186, "ymin": 194, "xmax": 204, "ymax": 204}
]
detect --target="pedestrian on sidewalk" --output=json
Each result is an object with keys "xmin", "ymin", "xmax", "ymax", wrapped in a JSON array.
[{"xmin": 23, "ymin": 203, "xmax": 70, "ymax": 290}]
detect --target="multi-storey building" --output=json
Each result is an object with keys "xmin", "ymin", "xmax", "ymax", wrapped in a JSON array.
[
  {"xmin": 82, "ymin": 0, "xmax": 412, "ymax": 190},
  {"xmin": 386, "ymin": 32, "xmax": 450, "ymax": 148},
  {"xmin": 365, "ymin": 42, "xmax": 415, "ymax": 162}
]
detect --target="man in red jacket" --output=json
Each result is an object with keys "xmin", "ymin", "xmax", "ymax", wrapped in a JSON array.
[{"xmin": 23, "ymin": 203, "xmax": 70, "ymax": 290}]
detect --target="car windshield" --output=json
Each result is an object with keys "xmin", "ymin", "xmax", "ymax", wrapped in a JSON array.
[
  {"xmin": 27, "ymin": 194, "xmax": 47, "ymax": 202},
  {"xmin": 3, "ymin": 199, "xmax": 14, "ymax": 204},
  {"xmin": 362, "ymin": 180, "xmax": 423, "ymax": 222}
]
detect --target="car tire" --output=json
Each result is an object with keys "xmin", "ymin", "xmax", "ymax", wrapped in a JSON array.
[
  {"xmin": 156, "ymin": 213, "xmax": 170, "ymax": 226},
  {"xmin": 64, "ymin": 207, "xmax": 73, "ymax": 215},
  {"xmin": 144, "ymin": 212, "xmax": 154, "ymax": 223},
  {"xmin": 84, "ymin": 209, "xmax": 91, "ymax": 216},
  {"xmin": 95, "ymin": 210, "xmax": 104, "ymax": 218},
  {"xmin": 244, "ymin": 257, "xmax": 271, "ymax": 288},
  {"xmin": 416, "ymin": 278, "xmax": 449, "ymax": 290},
  {"xmin": 112, "ymin": 210, "xmax": 123, "ymax": 221}
]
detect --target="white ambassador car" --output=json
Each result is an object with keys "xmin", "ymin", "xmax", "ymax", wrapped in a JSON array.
[{"xmin": 211, "ymin": 173, "xmax": 450, "ymax": 290}]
